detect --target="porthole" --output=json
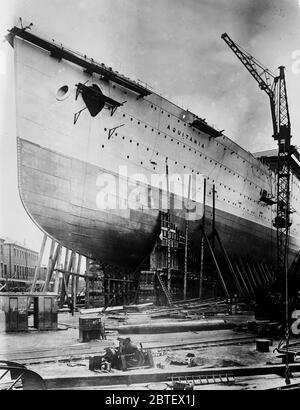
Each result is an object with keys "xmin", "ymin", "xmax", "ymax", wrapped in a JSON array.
[{"xmin": 56, "ymin": 85, "xmax": 70, "ymax": 101}]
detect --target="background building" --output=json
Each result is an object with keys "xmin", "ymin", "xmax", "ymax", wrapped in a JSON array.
[
  {"xmin": 0, "ymin": 238, "xmax": 4, "ymax": 279},
  {"xmin": 0, "ymin": 238, "xmax": 38, "ymax": 281}
]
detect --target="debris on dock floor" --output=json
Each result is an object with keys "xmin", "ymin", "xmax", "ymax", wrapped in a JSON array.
[{"xmin": 1, "ymin": 299, "xmax": 299, "ymax": 390}]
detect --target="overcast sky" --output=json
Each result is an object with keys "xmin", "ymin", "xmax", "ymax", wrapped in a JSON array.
[{"xmin": 0, "ymin": 0, "xmax": 299, "ymax": 254}]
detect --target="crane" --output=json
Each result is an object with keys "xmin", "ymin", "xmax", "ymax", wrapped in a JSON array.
[
  {"xmin": 221, "ymin": 33, "xmax": 294, "ymax": 384},
  {"xmin": 221, "ymin": 33, "xmax": 293, "ymax": 287}
]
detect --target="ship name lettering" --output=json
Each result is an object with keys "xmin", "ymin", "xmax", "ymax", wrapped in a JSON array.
[{"xmin": 167, "ymin": 124, "xmax": 184, "ymax": 137}]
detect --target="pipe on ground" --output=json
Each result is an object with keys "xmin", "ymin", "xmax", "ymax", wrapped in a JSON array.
[{"xmin": 118, "ymin": 319, "xmax": 235, "ymax": 334}]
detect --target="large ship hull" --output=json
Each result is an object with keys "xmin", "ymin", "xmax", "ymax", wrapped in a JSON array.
[
  {"xmin": 12, "ymin": 28, "xmax": 300, "ymax": 274},
  {"xmin": 18, "ymin": 137, "xmax": 295, "ymax": 269}
]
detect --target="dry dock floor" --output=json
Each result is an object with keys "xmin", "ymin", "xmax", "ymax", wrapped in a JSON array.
[{"xmin": 0, "ymin": 311, "xmax": 299, "ymax": 390}]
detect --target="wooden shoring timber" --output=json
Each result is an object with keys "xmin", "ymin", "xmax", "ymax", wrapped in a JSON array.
[
  {"xmin": 45, "ymin": 239, "xmax": 56, "ymax": 285},
  {"xmin": 201, "ymin": 229, "xmax": 230, "ymax": 298},
  {"xmin": 55, "ymin": 268, "xmax": 92, "ymax": 279},
  {"xmin": 245, "ymin": 261, "xmax": 259, "ymax": 289},
  {"xmin": 264, "ymin": 263, "xmax": 275, "ymax": 282},
  {"xmin": 214, "ymin": 230, "xmax": 244, "ymax": 297},
  {"xmin": 264, "ymin": 263, "xmax": 273, "ymax": 282},
  {"xmin": 237, "ymin": 258, "xmax": 254, "ymax": 295},
  {"xmin": 244, "ymin": 260, "xmax": 259, "ymax": 291},
  {"xmin": 53, "ymin": 271, "xmax": 61, "ymax": 295},
  {"xmin": 66, "ymin": 251, "xmax": 76, "ymax": 287},
  {"xmin": 257, "ymin": 263, "xmax": 269, "ymax": 284},
  {"xmin": 71, "ymin": 254, "xmax": 76, "ymax": 311},
  {"xmin": 270, "ymin": 264, "xmax": 276, "ymax": 278},
  {"xmin": 75, "ymin": 255, "xmax": 82, "ymax": 293},
  {"xmin": 53, "ymin": 245, "xmax": 63, "ymax": 294},
  {"xmin": 72, "ymin": 254, "xmax": 82, "ymax": 312},
  {"xmin": 43, "ymin": 243, "xmax": 62, "ymax": 292},
  {"xmin": 250, "ymin": 261, "xmax": 263, "ymax": 287},
  {"xmin": 258, "ymin": 262, "xmax": 271, "ymax": 285},
  {"xmin": 256, "ymin": 262, "xmax": 267, "ymax": 285},
  {"xmin": 59, "ymin": 249, "xmax": 70, "ymax": 307},
  {"xmin": 27, "ymin": 234, "xmax": 47, "ymax": 308},
  {"xmin": 255, "ymin": 262, "xmax": 266, "ymax": 284},
  {"xmin": 266, "ymin": 264, "xmax": 275, "ymax": 282},
  {"xmin": 230, "ymin": 256, "xmax": 250, "ymax": 296}
]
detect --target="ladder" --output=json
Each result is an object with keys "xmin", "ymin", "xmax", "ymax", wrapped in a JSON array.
[{"xmin": 156, "ymin": 271, "xmax": 173, "ymax": 305}]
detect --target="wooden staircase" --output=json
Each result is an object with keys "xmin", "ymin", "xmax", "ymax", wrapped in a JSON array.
[{"xmin": 155, "ymin": 271, "xmax": 173, "ymax": 305}]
